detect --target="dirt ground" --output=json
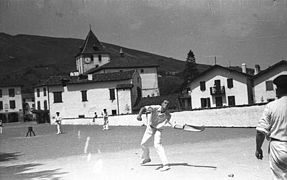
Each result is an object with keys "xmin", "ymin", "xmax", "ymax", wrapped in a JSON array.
[{"xmin": 0, "ymin": 124, "xmax": 271, "ymax": 180}]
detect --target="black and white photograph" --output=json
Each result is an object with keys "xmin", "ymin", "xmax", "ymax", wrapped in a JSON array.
[{"xmin": 0, "ymin": 0, "xmax": 287, "ymax": 179}]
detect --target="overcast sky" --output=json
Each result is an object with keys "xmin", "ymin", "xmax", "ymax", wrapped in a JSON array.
[{"xmin": 1, "ymin": 0, "xmax": 287, "ymax": 69}]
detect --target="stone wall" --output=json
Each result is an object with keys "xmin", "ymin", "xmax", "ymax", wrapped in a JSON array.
[{"xmin": 60, "ymin": 104, "xmax": 266, "ymax": 127}]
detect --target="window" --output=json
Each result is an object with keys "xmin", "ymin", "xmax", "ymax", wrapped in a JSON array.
[
  {"xmin": 214, "ymin": 80, "xmax": 221, "ymax": 89},
  {"xmin": 0, "ymin": 89, "xmax": 2, "ymax": 98},
  {"xmin": 9, "ymin": 88, "xmax": 15, "ymax": 97},
  {"xmin": 44, "ymin": 100, "xmax": 48, "ymax": 110},
  {"xmin": 0, "ymin": 101, "xmax": 3, "ymax": 110},
  {"xmin": 109, "ymin": 89, "xmax": 115, "ymax": 100},
  {"xmin": 112, "ymin": 110, "xmax": 117, "ymax": 115},
  {"xmin": 37, "ymin": 101, "xmax": 41, "ymax": 110},
  {"xmin": 53, "ymin": 92, "xmax": 63, "ymax": 103},
  {"xmin": 200, "ymin": 81, "xmax": 206, "ymax": 91},
  {"xmin": 228, "ymin": 96, "xmax": 236, "ymax": 106},
  {"xmin": 37, "ymin": 89, "xmax": 40, "ymax": 97},
  {"xmin": 81, "ymin": 90, "xmax": 87, "ymax": 102},
  {"xmin": 10, "ymin": 100, "xmax": 16, "ymax": 109},
  {"xmin": 43, "ymin": 88, "xmax": 47, "ymax": 96},
  {"xmin": 200, "ymin": 98, "xmax": 210, "ymax": 108},
  {"xmin": 266, "ymin": 81, "xmax": 274, "ymax": 91},
  {"xmin": 227, "ymin": 78, "xmax": 233, "ymax": 88}
]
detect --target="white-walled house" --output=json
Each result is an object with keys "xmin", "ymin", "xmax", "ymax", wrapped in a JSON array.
[
  {"xmin": 34, "ymin": 86, "xmax": 49, "ymax": 111},
  {"xmin": 0, "ymin": 85, "xmax": 23, "ymax": 123},
  {"xmin": 188, "ymin": 65, "xmax": 253, "ymax": 109},
  {"xmin": 75, "ymin": 30, "xmax": 160, "ymax": 97},
  {"xmin": 37, "ymin": 70, "xmax": 142, "ymax": 124},
  {"xmin": 253, "ymin": 60, "xmax": 287, "ymax": 103}
]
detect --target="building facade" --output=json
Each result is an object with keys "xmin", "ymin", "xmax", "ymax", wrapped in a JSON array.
[
  {"xmin": 36, "ymin": 71, "xmax": 142, "ymax": 124},
  {"xmin": 0, "ymin": 86, "xmax": 23, "ymax": 123},
  {"xmin": 189, "ymin": 65, "xmax": 253, "ymax": 109}
]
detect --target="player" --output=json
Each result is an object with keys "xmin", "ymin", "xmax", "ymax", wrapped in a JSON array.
[
  {"xmin": 102, "ymin": 109, "xmax": 109, "ymax": 130},
  {"xmin": 55, "ymin": 112, "xmax": 62, "ymax": 134},
  {"xmin": 255, "ymin": 75, "xmax": 287, "ymax": 179},
  {"xmin": 137, "ymin": 100, "xmax": 174, "ymax": 171}
]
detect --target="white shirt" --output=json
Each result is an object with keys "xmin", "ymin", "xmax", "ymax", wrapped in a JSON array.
[{"xmin": 145, "ymin": 105, "xmax": 171, "ymax": 128}]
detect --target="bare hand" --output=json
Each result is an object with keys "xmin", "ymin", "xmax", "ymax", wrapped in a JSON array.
[
  {"xmin": 255, "ymin": 149, "xmax": 263, "ymax": 160},
  {"xmin": 137, "ymin": 116, "xmax": 142, "ymax": 121}
]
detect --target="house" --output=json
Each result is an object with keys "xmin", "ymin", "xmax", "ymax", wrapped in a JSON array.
[
  {"xmin": 253, "ymin": 60, "xmax": 287, "ymax": 103},
  {"xmin": 0, "ymin": 84, "xmax": 24, "ymax": 123},
  {"xmin": 75, "ymin": 29, "xmax": 160, "ymax": 97},
  {"xmin": 188, "ymin": 64, "xmax": 253, "ymax": 109},
  {"xmin": 35, "ymin": 70, "xmax": 141, "ymax": 123}
]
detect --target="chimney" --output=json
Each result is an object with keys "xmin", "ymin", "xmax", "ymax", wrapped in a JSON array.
[
  {"xmin": 88, "ymin": 74, "xmax": 93, "ymax": 80},
  {"xmin": 242, "ymin": 63, "xmax": 247, "ymax": 73},
  {"xmin": 254, "ymin": 64, "xmax": 261, "ymax": 75},
  {"xmin": 120, "ymin": 48, "xmax": 124, "ymax": 57}
]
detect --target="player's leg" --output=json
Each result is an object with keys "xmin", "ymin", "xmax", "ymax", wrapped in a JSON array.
[
  {"xmin": 106, "ymin": 120, "xmax": 109, "ymax": 130},
  {"xmin": 56, "ymin": 124, "xmax": 60, "ymax": 134},
  {"xmin": 140, "ymin": 126, "xmax": 154, "ymax": 164},
  {"xmin": 154, "ymin": 130, "xmax": 169, "ymax": 171}
]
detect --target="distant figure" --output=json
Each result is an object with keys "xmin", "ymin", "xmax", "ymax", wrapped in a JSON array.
[
  {"xmin": 26, "ymin": 126, "xmax": 36, "ymax": 137},
  {"xmin": 55, "ymin": 112, "xmax": 62, "ymax": 134},
  {"xmin": 92, "ymin": 112, "xmax": 97, "ymax": 123},
  {"xmin": 0, "ymin": 119, "xmax": 3, "ymax": 134},
  {"xmin": 102, "ymin": 109, "xmax": 109, "ymax": 130},
  {"xmin": 255, "ymin": 75, "xmax": 287, "ymax": 179}
]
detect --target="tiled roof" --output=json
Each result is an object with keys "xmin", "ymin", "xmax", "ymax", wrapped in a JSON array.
[
  {"xmin": 116, "ymin": 84, "xmax": 134, "ymax": 89},
  {"xmin": 37, "ymin": 70, "xmax": 136, "ymax": 87},
  {"xmin": 253, "ymin": 60, "xmax": 287, "ymax": 79},
  {"xmin": 76, "ymin": 30, "xmax": 108, "ymax": 56},
  {"xmin": 188, "ymin": 65, "xmax": 253, "ymax": 85},
  {"xmin": 0, "ymin": 77, "xmax": 23, "ymax": 87},
  {"xmin": 85, "ymin": 54, "xmax": 158, "ymax": 74}
]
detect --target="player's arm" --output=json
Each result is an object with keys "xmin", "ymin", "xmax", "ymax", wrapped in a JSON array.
[
  {"xmin": 255, "ymin": 105, "xmax": 271, "ymax": 160},
  {"xmin": 255, "ymin": 130, "xmax": 265, "ymax": 160},
  {"xmin": 155, "ymin": 115, "xmax": 171, "ymax": 129},
  {"xmin": 137, "ymin": 107, "xmax": 146, "ymax": 121}
]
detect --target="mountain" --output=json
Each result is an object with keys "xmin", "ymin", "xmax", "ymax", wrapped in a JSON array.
[{"xmin": 0, "ymin": 33, "xmax": 210, "ymax": 94}]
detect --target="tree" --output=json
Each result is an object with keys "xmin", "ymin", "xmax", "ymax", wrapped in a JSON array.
[{"xmin": 181, "ymin": 50, "xmax": 198, "ymax": 91}]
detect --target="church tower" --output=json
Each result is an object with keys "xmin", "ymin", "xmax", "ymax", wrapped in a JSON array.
[{"xmin": 75, "ymin": 29, "xmax": 110, "ymax": 74}]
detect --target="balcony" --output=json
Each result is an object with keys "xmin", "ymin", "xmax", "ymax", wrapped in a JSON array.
[{"xmin": 210, "ymin": 86, "xmax": 225, "ymax": 95}]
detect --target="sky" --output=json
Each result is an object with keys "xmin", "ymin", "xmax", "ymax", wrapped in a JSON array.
[{"xmin": 1, "ymin": 0, "xmax": 287, "ymax": 69}]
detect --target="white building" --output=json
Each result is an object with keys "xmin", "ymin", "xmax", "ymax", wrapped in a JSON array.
[
  {"xmin": 75, "ymin": 30, "xmax": 160, "ymax": 97},
  {"xmin": 0, "ymin": 85, "xmax": 23, "ymax": 122},
  {"xmin": 188, "ymin": 65, "xmax": 253, "ymax": 109},
  {"xmin": 36, "ymin": 70, "xmax": 142, "ymax": 123},
  {"xmin": 253, "ymin": 60, "xmax": 287, "ymax": 103},
  {"xmin": 34, "ymin": 86, "xmax": 49, "ymax": 111}
]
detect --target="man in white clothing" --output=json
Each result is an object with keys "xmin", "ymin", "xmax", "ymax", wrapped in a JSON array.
[
  {"xmin": 55, "ymin": 112, "xmax": 62, "ymax": 134},
  {"xmin": 137, "ymin": 100, "xmax": 173, "ymax": 171},
  {"xmin": 255, "ymin": 75, "xmax": 287, "ymax": 179}
]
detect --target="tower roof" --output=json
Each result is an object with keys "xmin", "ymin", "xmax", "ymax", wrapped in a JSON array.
[{"xmin": 77, "ymin": 30, "xmax": 108, "ymax": 56}]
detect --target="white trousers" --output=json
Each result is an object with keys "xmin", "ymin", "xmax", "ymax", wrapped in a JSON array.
[
  {"xmin": 269, "ymin": 140, "xmax": 287, "ymax": 180},
  {"xmin": 141, "ymin": 125, "xmax": 168, "ymax": 165},
  {"xmin": 56, "ymin": 123, "xmax": 62, "ymax": 134}
]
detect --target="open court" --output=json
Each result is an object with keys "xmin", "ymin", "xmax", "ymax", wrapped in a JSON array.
[{"xmin": 0, "ymin": 124, "xmax": 271, "ymax": 180}]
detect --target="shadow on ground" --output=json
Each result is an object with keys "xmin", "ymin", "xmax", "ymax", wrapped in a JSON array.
[
  {"xmin": 0, "ymin": 162, "xmax": 67, "ymax": 180},
  {"xmin": 0, "ymin": 152, "xmax": 22, "ymax": 162},
  {"xmin": 142, "ymin": 162, "xmax": 217, "ymax": 169}
]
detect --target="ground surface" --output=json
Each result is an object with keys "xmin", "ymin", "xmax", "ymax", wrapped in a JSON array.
[{"xmin": 0, "ymin": 123, "xmax": 271, "ymax": 180}]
